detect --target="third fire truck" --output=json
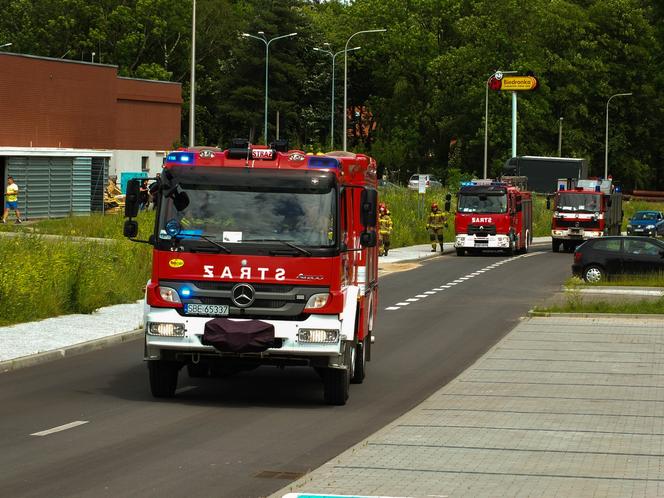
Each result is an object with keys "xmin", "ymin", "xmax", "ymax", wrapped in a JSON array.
[
  {"xmin": 452, "ymin": 179, "xmax": 533, "ymax": 256},
  {"xmin": 549, "ymin": 178, "xmax": 623, "ymax": 252}
]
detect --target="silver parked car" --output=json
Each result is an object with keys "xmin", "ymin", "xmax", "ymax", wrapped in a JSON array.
[{"xmin": 408, "ymin": 174, "xmax": 443, "ymax": 191}]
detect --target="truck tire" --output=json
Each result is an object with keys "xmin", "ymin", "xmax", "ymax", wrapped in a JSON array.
[
  {"xmin": 552, "ymin": 239, "xmax": 561, "ymax": 252},
  {"xmin": 148, "ymin": 360, "xmax": 181, "ymax": 398},
  {"xmin": 456, "ymin": 248, "xmax": 465, "ymax": 256},
  {"xmin": 517, "ymin": 230, "xmax": 530, "ymax": 254},
  {"xmin": 351, "ymin": 338, "xmax": 367, "ymax": 384},
  {"xmin": 323, "ymin": 367, "xmax": 349, "ymax": 405},
  {"xmin": 505, "ymin": 239, "xmax": 515, "ymax": 256}
]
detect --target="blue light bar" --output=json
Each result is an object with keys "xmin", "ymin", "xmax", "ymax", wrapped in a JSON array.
[
  {"xmin": 307, "ymin": 156, "xmax": 339, "ymax": 169},
  {"xmin": 166, "ymin": 152, "xmax": 195, "ymax": 164},
  {"xmin": 179, "ymin": 287, "xmax": 192, "ymax": 298}
]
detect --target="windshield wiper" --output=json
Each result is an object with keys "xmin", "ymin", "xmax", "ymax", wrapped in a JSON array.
[
  {"xmin": 244, "ymin": 239, "xmax": 312, "ymax": 256},
  {"xmin": 179, "ymin": 234, "xmax": 231, "ymax": 253}
]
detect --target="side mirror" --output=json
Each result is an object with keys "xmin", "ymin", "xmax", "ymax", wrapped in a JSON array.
[
  {"xmin": 515, "ymin": 195, "xmax": 522, "ymax": 212},
  {"xmin": 123, "ymin": 219, "xmax": 138, "ymax": 238},
  {"xmin": 360, "ymin": 231, "xmax": 377, "ymax": 248},
  {"xmin": 444, "ymin": 193, "xmax": 452, "ymax": 212},
  {"xmin": 360, "ymin": 189, "xmax": 378, "ymax": 227},
  {"xmin": 124, "ymin": 179, "xmax": 141, "ymax": 218},
  {"xmin": 546, "ymin": 196, "xmax": 551, "ymax": 210}
]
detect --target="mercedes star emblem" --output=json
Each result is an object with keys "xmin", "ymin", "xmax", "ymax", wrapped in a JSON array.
[{"xmin": 231, "ymin": 283, "xmax": 255, "ymax": 308}]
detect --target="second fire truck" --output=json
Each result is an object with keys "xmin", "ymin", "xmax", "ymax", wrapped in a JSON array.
[{"xmin": 451, "ymin": 179, "xmax": 533, "ymax": 256}]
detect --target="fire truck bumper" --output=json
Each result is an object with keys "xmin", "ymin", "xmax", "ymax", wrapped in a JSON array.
[
  {"xmin": 455, "ymin": 234, "xmax": 510, "ymax": 249},
  {"xmin": 143, "ymin": 307, "xmax": 345, "ymax": 360},
  {"xmin": 551, "ymin": 229, "xmax": 603, "ymax": 239}
]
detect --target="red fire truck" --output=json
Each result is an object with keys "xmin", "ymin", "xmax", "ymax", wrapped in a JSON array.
[
  {"xmin": 452, "ymin": 179, "xmax": 533, "ymax": 256},
  {"xmin": 549, "ymin": 178, "xmax": 623, "ymax": 252},
  {"xmin": 123, "ymin": 140, "xmax": 379, "ymax": 405}
]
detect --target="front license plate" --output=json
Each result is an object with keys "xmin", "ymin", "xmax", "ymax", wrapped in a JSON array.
[{"xmin": 184, "ymin": 304, "xmax": 229, "ymax": 316}]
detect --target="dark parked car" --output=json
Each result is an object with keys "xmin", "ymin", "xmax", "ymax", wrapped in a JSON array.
[
  {"xmin": 572, "ymin": 236, "xmax": 664, "ymax": 282},
  {"xmin": 626, "ymin": 210, "xmax": 664, "ymax": 237}
]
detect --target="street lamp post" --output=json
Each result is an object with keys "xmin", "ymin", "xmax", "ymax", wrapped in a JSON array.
[
  {"xmin": 314, "ymin": 45, "xmax": 361, "ymax": 150},
  {"xmin": 243, "ymin": 31, "xmax": 298, "ymax": 144},
  {"xmin": 343, "ymin": 29, "xmax": 386, "ymax": 151},
  {"xmin": 605, "ymin": 92, "xmax": 632, "ymax": 179},
  {"xmin": 483, "ymin": 69, "xmax": 517, "ymax": 179},
  {"xmin": 189, "ymin": 0, "xmax": 196, "ymax": 147},
  {"xmin": 558, "ymin": 117, "xmax": 563, "ymax": 157}
]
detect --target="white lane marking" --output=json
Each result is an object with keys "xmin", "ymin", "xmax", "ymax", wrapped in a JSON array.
[
  {"xmin": 447, "ymin": 282, "xmax": 458, "ymax": 286},
  {"xmin": 415, "ymin": 294, "xmax": 429, "ymax": 298},
  {"xmin": 452, "ymin": 279, "xmax": 464, "ymax": 283},
  {"xmin": 406, "ymin": 298, "xmax": 419, "ymax": 302},
  {"xmin": 476, "ymin": 270, "xmax": 486, "ymax": 273},
  {"xmin": 385, "ymin": 306, "xmax": 400, "ymax": 311},
  {"xmin": 459, "ymin": 277, "xmax": 470, "ymax": 280},
  {"xmin": 175, "ymin": 386, "xmax": 197, "ymax": 394},
  {"xmin": 470, "ymin": 272, "xmax": 481, "ymax": 276},
  {"xmin": 424, "ymin": 291, "xmax": 437, "ymax": 295},
  {"xmin": 439, "ymin": 285, "xmax": 451, "ymax": 289},
  {"xmin": 396, "ymin": 302, "xmax": 410, "ymax": 306},
  {"xmin": 31, "ymin": 421, "xmax": 89, "ymax": 437}
]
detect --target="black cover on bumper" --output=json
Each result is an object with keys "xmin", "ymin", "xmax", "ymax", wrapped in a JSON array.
[{"xmin": 203, "ymin": 318, "xmax": 276, "ymax": 353}]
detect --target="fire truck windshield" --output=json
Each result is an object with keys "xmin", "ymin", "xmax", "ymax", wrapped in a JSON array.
[
  {"xmin": 158, "ymin": 185, "xmax": 336, "ymax": 250},
  {"xmin": 458, "ymin": 193, "xmax": 507, "ymax": 213},
  {"xmin": 555, "ymin": 192, "xmax": 601, "ymax": 212}
]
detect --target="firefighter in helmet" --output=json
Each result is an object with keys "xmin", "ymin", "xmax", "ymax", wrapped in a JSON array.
[
  {"xmin": 378, "ymin": 202, "xmax": 393, "ymax": 256},
  {"xmin": 426, "ymin": 202, "xmax": 448, "ymax": 252}
]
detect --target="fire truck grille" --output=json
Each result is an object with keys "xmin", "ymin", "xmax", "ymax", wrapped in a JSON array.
[
  {"xmin": 160, "ymin": 280, "xmax": 328, "ymax": 319},
  {"xmin": 556, "ymin": 219, "xmax": 598, "ymax": 229},
  {"xmin": 468, "ymin": 224, "xmax": 497, "ymax": 236},
  {"xmin": 193, "ymin": 281, "xmax": 294, "ymax": 293},
  {"xmin": 198, "ymin": 297, "xmax": 286, "ymax": 309}
]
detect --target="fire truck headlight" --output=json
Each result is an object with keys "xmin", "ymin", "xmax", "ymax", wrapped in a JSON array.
[
  {"xmin": 148, "ymin": 322, "xmax": 186, "ymax": 337},
  {"xmin": 298, "ymin": 328, "xmax": 339, "ymax": 343},
  {"xmin": 304, "ymin": 293, "xmax": 330, "ymax": 309},
  {"xmin": 158, "ymin": 286, "xmax": 181, "ymax": 304}
]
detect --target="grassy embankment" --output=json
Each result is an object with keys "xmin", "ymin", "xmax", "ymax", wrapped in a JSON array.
[
  {"xmin": 0, "ymin": 212, "xmax": 154, "ymax": 326},
  {"xmin": 3, "ymin": 190, "xmax": 664, "ymax": 325}
]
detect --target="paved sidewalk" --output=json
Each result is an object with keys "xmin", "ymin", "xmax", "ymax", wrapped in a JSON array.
[{"xmin": 274, "ymin": 315, "xmax": 664, "ymax": 498}]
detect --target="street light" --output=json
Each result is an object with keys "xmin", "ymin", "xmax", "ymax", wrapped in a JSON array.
[
  {"xmin": 189, "ymin": 0, "xmax": 196, "ymax": 147},
  {"xmin": 483, "ymin": 69, "xmax": 517, "ymax": 179},
  {"xmin": 243, "ymin": 31, "xmax": 298, "ymax": 144},
  {"xmin": 605, "ymin": 92, "xmax": 632, "ymax": 179},
  {"xmin": 314, "ymin": 45, "xmax": 361, "ymax": 149},
  {"xmin": 342, "ymin": 29, "xmax": 386, "ymax": 151},
  {"xmin": 558, "ymin": 117, "xmax": 564, "ymax": 157}
]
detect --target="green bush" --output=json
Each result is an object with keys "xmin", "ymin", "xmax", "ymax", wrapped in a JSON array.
[{"xmin": 0, "ymin": 235, "xmax": 151, "ymax": 326}]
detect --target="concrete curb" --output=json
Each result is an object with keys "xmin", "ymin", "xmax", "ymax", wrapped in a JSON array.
[
  {"xmin": 0, "ymin": 329, "xmax": 143, "ymax": 374},
  {"xmin": 528, "ymin": 310, "xmax": 664, "ymax": 319}
]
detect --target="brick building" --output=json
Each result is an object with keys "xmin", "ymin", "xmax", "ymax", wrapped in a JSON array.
[{"xmin": 0, "ymin": 52, "xmax": 182, "ymax": 218}]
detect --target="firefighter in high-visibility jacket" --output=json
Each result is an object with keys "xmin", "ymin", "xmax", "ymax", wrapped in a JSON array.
[
  {"xmin": 426, "ymin": 202, "xmax": 448, "ymax": 252},
  {"xmin": 378, "ymin": 203, "xmax": 393, "ymax": 256}
]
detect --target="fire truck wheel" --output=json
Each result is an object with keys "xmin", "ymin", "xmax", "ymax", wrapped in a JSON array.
[
  {"xmin": 148, "ymin": 360, "xmax": 181, "ymax": 398},
  {"xmin": 505, "ymin": 240, "xmax": 515, "ymax": 256},
  {"xmin": 351, "ymin": 338, "xmax": 367, "ymax": 384},
  {"xmin": 552, "ymin": 239, "xmax": 561, "ymax": 252},
  {"xmin": 456, "ymin": 248, "xmax": 465, "ymax": 256},
  {"xmin": 323, "ymin": 367, "xmax": 350, "ymax": 405},
  {"xmin": 583, "ymin": 265, "xmax": 605, "ymax": 283}
]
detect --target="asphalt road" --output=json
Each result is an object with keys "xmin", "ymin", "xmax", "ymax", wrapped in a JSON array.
[{"xmin": 0, "ymin": 247, "xmax": 571, "ymax": 498}]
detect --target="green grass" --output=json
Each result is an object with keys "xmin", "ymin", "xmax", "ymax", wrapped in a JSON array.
[
  {"xmin": 0, "ymin": 235, "xmax": 151, "ymax": 326},
  {"xmin": 0, "ymin": 211, "xmax": 156, "ymax": 239},
  {"xmin": 566, "ymin": 274, "xmax": 664, "ymax": 288},
  {"xmin": 536, "ymin": 298, "xmax": 664, "ymax": 315}
]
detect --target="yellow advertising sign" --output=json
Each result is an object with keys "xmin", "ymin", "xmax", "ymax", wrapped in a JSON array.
[
  {"xmin": 169, "ymin": 258, "xmax": 185, "ymax": 268},
  {"xmin": 500, "ymin": 76, "xmax": 538, "ymax": 91}
]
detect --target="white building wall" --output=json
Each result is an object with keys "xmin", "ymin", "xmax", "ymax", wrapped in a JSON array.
[{"xmin": 109, "ymin": 150, "xmax": 167, "ymax": 179}]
